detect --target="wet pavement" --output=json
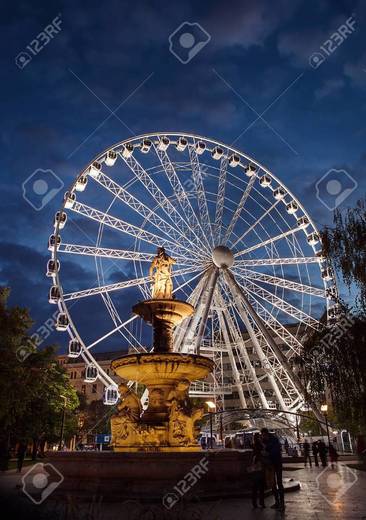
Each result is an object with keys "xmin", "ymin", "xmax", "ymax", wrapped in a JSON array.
[{"xmin": 0, "ymin": 461, "xmax": 365, "ymax": 519}]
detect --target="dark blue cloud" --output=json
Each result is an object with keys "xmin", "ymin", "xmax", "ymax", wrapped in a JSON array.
[{"xmin": 0, "ymin": 0, "xmax": 363, "ymax": 354}]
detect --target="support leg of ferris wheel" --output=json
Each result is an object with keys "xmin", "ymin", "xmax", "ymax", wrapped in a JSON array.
[
  {"xmin": 220, "ymin": 301, "xmax": 270, "ymax": 409},
  {"xmin": 175, "ymin": 270, "xmax": 210, "ymax": 352},
  {"xmin": 176, "ymin": 268, "xmax": 218, "ymax": 354},
  {"xmin": 223, "ymin": 268, "xmax": 327, "ymax": 429},
  {"xmin": 222, "ymin": 286, "xmax": 284, "ymax": 410},
  {"xmin": 194, "ymin": 267, "xmax": 219, "ymax": 355},
  {"xmin": 221, "ymin": 275, "xmax": 291, "ymax": 411},
  {"xmin": 225, "ymin": 283, "xmax": 297, "ymax": 424},
  {"xmin": 215, "ymin": 296, "xmax": 248, "ymax": 409}
]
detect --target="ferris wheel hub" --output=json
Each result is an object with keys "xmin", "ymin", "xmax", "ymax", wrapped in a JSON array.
[{"xmin": 212, "ymin": 246, "xmax": 234, "ymax": 268}]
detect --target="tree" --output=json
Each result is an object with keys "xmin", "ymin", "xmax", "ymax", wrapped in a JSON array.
[
  {"xmin": 322, "ymin": 197, "xmax": 366, "ymax": 312},
  {"xmin": 0, "ymin": 288, "xmax": 79, "ymax": 466},
  {"xmin": 16, "ymin": 346, "xmax": 79, "ymax": 456},
  {"xmin": 77, "ymin": 398, "xmax": 114, "ymax": 443},
  {"xmin": 302, "ymin": 311, "xmax": 366, "ymax": 435},
  {"xmin": 301, "ymin": 198, "xmax": 366, "ymax": 435}
]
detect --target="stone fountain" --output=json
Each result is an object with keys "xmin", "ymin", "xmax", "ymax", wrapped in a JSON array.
[
  {"xmin": 47, "ymin": 247, "xmax": 256, "ymax": 502},
  {"xmin": 110, "ymin": 247, "xmax": 214, "ymax": 452}
]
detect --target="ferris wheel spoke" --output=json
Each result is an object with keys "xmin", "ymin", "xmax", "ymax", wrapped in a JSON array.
[
  {"xmin": 223, "ymin": 271, "xmax": 304, "ymax": 406},
  {"xmin": 214, "ymin": 156, "xmax": 228, "ymax": 244},
  {"xmin": 120, "ymin": 152, "xmax": 207, "ymax": 252},
  {"xmin": 223, "ymin": 174, "xmax": 256, "ymax": 244},
  {"xmin": 62, "ymin": 266, "xmax": 199, "ymax": 301},
  {"xmin": 228, "ymin": 300, "xmax": 289, "ymax": 409},
  {"xmin": 70, "ymin": 201, "xmax": 196, "ymax": 257},
  {"xmin": 214, "ymin": 296, "xmax": 248, "ymax": 409},
  {"xmin": 234, "ymin": 226, "xmax": 303, "ymax": 258},
  {"xmin": 57, "ymin": 243, "xmax": 199, "ymax": 267},
  {"xmin": 235, "ymin": 256, "xmax": 321, "ymax": 267},
  {"xmin": 233, "ymin": 267, "xmax": 325, "ymax": 298},
  {"xmin": 174, "ymin": 273, "xmax": 208, "ymax": 352},
  {"xmin": 92, "ymin": 171, "xmax": 205, "ymax": 259},
  {"xmin": 242, "ymin": 292, "xmax": 303, "ymax": 356},
  {"xmin": 154, "ymin": 145, "xmax": 212, "ymax": 252},
  {"xmin": 100, "ymin": 292, "xmax": 146, "ymax": 352},
  {"xmin": 86, "ymin": 313, "xmax": 139, "ymax": 350},
  {"xmin": 231, "ymin": 200, "xmax": 281, "ymax": 248},
  {"xmin": 191, "ymin": 268, "xmax": 219, "ymax": 354},
  {"xmin": 235, "ymin": 277, "xmax": 321, "ymax": 329},
  {"xmin": 172, "ymin": 268, "xmax": 207, "ymax": 296},
  {"xmin": 187, "ymin": 143, "xmax": 215, "ymax": 246},
  {"xmin": 230, "ymin": 282, "xmax": 322, "ymax": 418},
  {"xmin": 216, "ymin": 283, "xmax": 269, "ymax": 408}
]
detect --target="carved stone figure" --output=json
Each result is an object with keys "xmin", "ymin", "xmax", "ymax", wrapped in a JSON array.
[
  {"xmin": 149, "ymin": 247, "xmax": 176, "ymax": 299},
  {"xmin": 111, "ymin": 384, "xmax": 142, "ymax": 446},
  {"xmin": 166, "ymin": 380, "xmax": 205, "ymax": 445},
  {"xmin": 116, "ymin": 383, "xmax": 142, "ymax": 422},
  {"xmin": 166, "ymin": 380, "xmax": 191, "ymax": 411}
]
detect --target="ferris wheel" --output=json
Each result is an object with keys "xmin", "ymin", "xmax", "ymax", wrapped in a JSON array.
[{"xmin": 47, "ymin": 133, "xmax": 338, "ymax": 414}]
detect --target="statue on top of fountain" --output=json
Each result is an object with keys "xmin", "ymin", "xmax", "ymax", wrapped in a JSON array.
[{"xmin": 149, "ymin": 247, "xmax": 176, "ymax": 299}]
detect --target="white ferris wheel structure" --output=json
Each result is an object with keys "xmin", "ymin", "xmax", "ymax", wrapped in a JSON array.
[{"xmin": 47, "ymin": 132, "xmax": 339, "ymax": 421}]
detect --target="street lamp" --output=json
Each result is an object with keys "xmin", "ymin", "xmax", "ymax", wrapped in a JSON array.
[
  {"xmin": 58, "ymin": 395, "xmax": 67, "ymax": 451},
  {"xmin": 321, "ymin": 404, "xmax": 331, "ymax": 446},
  {"xmin": 206, "ymin": 401, "xmax": 216, "ymax": 449}
]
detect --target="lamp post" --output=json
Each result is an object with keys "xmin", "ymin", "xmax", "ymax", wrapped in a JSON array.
[
  {"xmin": 58, "ymin": 395, "xmax": 67, "ymax": 451},
  {"xmin": 206, "ymin": 401, "xmax": 216, "ymax": 449},
  {"xmin": 295, "ymin": 413, "xmax": 300, "ymax": 443},
  {"xmin": 321, "ymin": 404, "xmax": 331, "ymax": 446}
]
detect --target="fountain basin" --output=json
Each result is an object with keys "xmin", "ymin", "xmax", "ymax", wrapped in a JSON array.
[{"xmin": 112, "ymin": 352, "xmax": 213, "ymax": 385}]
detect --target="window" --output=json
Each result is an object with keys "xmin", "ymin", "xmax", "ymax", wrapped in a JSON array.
[
  {"xmin": 81, "ymin": 385, "xmax": 86, "ymax": 394},
  {"xmin": 92, "ymin": 384, "xmax": 97, "ymax": 394}
]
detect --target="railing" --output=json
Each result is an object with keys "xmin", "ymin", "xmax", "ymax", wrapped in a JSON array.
[{"xmin": 189, "ymin": 380, "xmax": 233, "ymax": 396}]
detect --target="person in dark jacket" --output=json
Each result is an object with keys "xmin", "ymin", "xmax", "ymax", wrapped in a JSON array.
[
  {"xmin": 328, "ymin": 444, "xmax": 338, "ymax": 468},
  {"xmin": 16, "ymin": 442, "xmax": 27, "ymax": 473},
  {"xmin": 250, "ymin": 433, "xmax": 266, "ymax": 509},
  {"xmin": 318, "ymin": 440, "xmax": 328, "ymax": 467},
  {"xmin": 261, "ymin": 428, "xmax": 285, "ymax": 511},
  {"xmin": 303, "ymin": 439, "xmax": 312, "ymax": 467},
  {"xmin": 312, "ymin": 441, "xmax": 319, "ymax": 466}
]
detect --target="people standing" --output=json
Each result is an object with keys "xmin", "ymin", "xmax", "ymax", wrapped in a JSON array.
[
  {"xmin": 318, "ymin": 440, "xmax": 328, "ymax": 467},
  {"xmin": 261, "ymin": 428, "xmax": 285, "ymax": 512},
  {"xmin": 328, "ymin": 444, "xmax": 338, "ymax": 469},
  {"xmin": 250, "ymin": 433, "xmax": 266, "ymax": 509},
  {"xmin": 16, "ymin": 441, "xmax": 27, "ymax": 473},
  {"xmin": 303, "ymin": 439, "xmax": 312, "ymax": 467},
  {"xmin": 312, "ymin": 441, "xmax": 319, "ymax": 467}
]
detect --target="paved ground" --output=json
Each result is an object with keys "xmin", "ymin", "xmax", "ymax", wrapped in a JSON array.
[{"xmin": 0, "ymin": 461, "xmax": 365, "ymax": 519}]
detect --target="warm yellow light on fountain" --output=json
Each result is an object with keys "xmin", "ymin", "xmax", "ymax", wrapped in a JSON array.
[{"xmin": 206, "ymin": 401, "xmax": 216, "ymax": 410}]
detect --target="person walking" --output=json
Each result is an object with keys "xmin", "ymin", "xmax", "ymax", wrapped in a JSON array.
[
  {"xmin": 16, "ymin": 441, "xmax": 27, "ymax": 473},
  {"xmin": 284, "ymin": 438, "xmax": 289, "ymax": 455},
  {"xmin": 318, "ymin": 440, "xmax": 328, "ymax": 467},
  {"xmin": 261, "ymin": 428, "xmax": 285, "ymax": 512},
  {"xmin": 328, "ymin": 444, "xmax": 339, "ymax": 469},
  {"xmin": 250, "ymin": 433, "xmax": 266, "ymax": 509},
  {"xmin": 312, "ymin": 441, "xmax": 319, "ymax": 467},
  {"xmin": 303, "ymin": 439, "xmax": 312, "ymax": 467}
]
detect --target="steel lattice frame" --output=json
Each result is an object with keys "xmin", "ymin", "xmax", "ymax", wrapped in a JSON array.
[{"xmin": 49, "ymin": 132, "xmax": 339, "ymax": 415}]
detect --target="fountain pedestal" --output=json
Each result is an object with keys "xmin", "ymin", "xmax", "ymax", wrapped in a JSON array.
[{"xmin": 110, "ymin": 297, "xmax": 214, "ymax": 452}]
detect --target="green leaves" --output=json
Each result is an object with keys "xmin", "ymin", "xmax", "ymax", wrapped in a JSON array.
[
  {"xmin": 0, "ymin": 289, "xmax": 79, "ymax": 444},
  {"xmin": 321, "ymin": 197, "xmax": 366, "ymax": 312}
]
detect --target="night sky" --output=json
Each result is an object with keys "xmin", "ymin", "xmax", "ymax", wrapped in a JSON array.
[{"xmin": 1, "ymin": 0, "xmax": 365, "ymax": 354}]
